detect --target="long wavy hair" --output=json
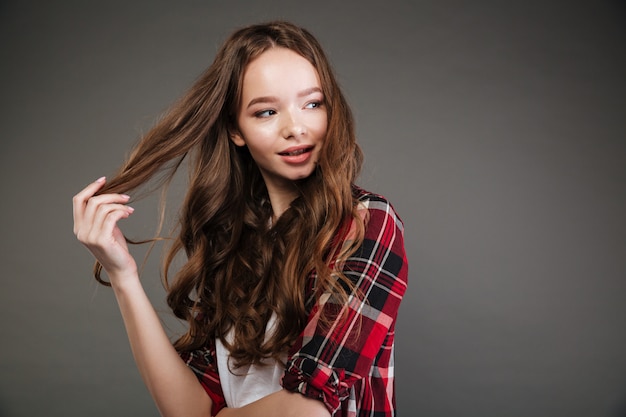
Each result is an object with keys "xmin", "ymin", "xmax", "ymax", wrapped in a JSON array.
[{"xmin": 94, "ymin": 21, "xmax": 364, "ymax": 367}]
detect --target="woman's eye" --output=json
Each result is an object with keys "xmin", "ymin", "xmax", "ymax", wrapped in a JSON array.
[
  {"xmin": 305, "ymin": 101, "xmax": 323, "ymax": 109},
  {"xmin": 255, "ymin": 109, "xmax": 276, "ymax": 118}
]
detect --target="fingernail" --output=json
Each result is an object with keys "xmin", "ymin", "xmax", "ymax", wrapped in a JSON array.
[
  {"xmin": 96, "ymin": 176, "xmax": 106, "ymax": 183},
  {"xmin": 127, "ymin": 206, "xmax": 135, "ymax": 213},
  {"xmin": 121, "ymin": 194, "xmax": 131, "ymax": 200}
]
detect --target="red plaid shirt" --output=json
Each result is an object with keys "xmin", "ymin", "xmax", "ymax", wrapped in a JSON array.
[{"xmin": 180, "ymin": 188, "xmax": 408, "ymax": 416}]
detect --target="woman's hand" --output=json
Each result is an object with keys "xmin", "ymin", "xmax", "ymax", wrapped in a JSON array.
[{"xmin": 73, "ymin": 177, "xmax": 137, "ymax": 282}]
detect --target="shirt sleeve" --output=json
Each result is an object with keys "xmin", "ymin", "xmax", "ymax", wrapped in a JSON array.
[
  {"xmin": 281, "ymin": 194, "xmax": 408, "ymax": 414},
  {"xmin": 179, "ymin": 339, "xmax": 227, "ymax": 416}
]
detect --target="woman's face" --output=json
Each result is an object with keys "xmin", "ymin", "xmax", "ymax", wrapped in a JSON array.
[{"xmin": 231, "ymin": 47, "xmax": 327, "ymax": 196}]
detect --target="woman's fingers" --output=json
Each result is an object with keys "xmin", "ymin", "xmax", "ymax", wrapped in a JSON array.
[
  {"xmin": 73, "ymin": 177, "xmax": 131, "ymax": 238},
  {"xmin": 73, "ymin": 177, "xmax": 139, "ymax": 277},
  {"xmin": 81, "ymin": 193, "xmax": 131, "ymax": 232},
  {"xmin": 83, "ymin": 202, "xmax": 134, "ymax": 245},
  {"xmin": 76, "ymin": 200, "xmax": 136, "ymax": 274},
  {"xmin": 72, "ymin": 176, "xmax": 106, "ymax": 230}
]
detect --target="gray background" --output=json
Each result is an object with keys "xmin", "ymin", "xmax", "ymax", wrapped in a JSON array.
[{"xmin": 1, "ymin": 1, "xmax": 625, "ymax": 416}]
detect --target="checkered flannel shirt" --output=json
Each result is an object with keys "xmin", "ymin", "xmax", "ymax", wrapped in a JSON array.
[{"xmin": 180, "ymin": 187, "xmax": 408, "ymax": 416}]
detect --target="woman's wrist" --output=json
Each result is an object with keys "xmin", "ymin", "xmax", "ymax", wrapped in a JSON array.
[{"xmin": 109, "ymin": 269, "xmax": 142, "ymax": 295}]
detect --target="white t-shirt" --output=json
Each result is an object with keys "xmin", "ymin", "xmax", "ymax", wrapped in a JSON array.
[{"xmin": 215, "ymin": 313, "xmax": 287, "ymax": 407}]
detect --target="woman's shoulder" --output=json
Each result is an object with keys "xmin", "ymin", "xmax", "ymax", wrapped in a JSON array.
[
  {"xmin": 352, "ymin": 184, "xmax": 396, "ymax": 206},
  {"xmin": 352, "ymin": 185, "xmax": 404, "ymax": 229}
]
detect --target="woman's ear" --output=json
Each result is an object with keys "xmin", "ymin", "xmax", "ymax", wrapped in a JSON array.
[{"xmin": 229, "ymin": 128, "xmax": 246, "ymax": 147}]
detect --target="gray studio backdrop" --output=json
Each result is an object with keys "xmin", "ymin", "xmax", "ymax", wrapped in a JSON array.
[{"xmin": 1, "ymin": 1, "xmax": 625, "ymax": 416}]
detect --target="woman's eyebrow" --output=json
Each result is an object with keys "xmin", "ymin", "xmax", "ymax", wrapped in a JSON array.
[
  {"xmin": 246, "ymin": 96, "xmax": 278, "ymax": 109},
  {"xmin": 246, "ymin": 87, "xmax": 323, "ymax": 109},
  {"xmin": 297, "ymin": 87, "xmax": 322, "ymax": 98}
]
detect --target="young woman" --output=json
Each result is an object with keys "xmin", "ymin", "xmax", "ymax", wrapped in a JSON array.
[{"xmin": 73, "ymin": 21, "xmax": 407, "ymax": 417}]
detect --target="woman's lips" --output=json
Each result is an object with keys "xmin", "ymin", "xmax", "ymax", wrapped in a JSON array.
[
  {"xmin": 278, "ymin": 145, "xmax": 313, "ymax": 156},
  {"xmin": 278, "ymin": 146, "xmax": 314, "ymax": 163}
]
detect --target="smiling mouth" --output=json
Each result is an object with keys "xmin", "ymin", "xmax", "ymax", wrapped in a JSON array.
[{"xmin": 278, "ymin": 147, "xmax": 312, "ymax": 156}]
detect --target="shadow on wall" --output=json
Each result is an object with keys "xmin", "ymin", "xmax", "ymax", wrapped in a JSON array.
[{"xmin": 614, "ymin": 397, "xmax": 626, "ymax": 417}]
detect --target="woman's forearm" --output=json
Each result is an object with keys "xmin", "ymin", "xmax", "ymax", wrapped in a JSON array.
[
  {"xmin": 111, "ymin": 274, "xmax": 212, "ymax": 417},
  {"xmin": 216, "ymin": 389, "xmax": 329, "ymax": 417}
]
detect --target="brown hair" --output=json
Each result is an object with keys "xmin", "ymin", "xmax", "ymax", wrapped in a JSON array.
[{"xmin": 95, "ymin": 21, "xmax": 364, "ymax": 367}]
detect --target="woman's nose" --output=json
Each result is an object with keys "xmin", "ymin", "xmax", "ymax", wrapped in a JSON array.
[{"xmin": 280, "ymin": 110, "xmax": 306, "ymax": 139}]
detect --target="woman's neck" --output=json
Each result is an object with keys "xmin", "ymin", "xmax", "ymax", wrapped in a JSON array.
[{"xmin": 265, "ymin": 183, "xmax": 298, "ymax": 220}]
